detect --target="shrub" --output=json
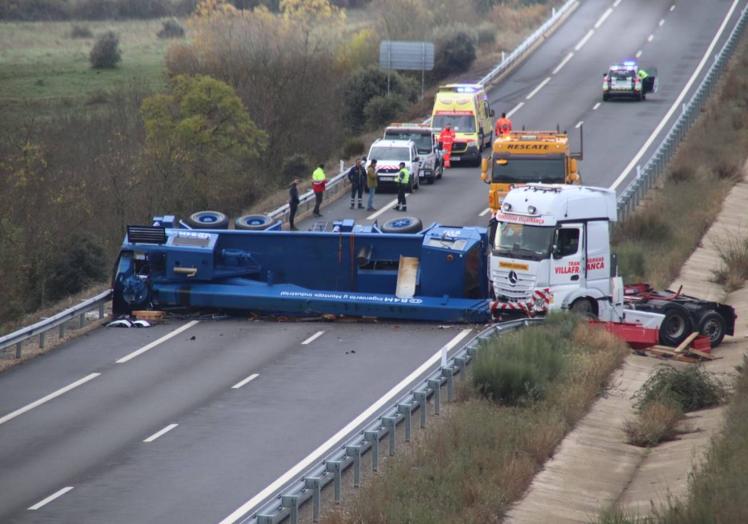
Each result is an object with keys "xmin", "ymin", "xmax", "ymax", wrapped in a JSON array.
[
  {"xmin": 280, "ymin": 153, "xmax": 309, "ymax": 182},
  {"xmin": 714, "ymin": 160, "xmax": 741, "ymax": 181},
  {"xmin": 341, "ymin": 138, "xmax": 365, "ymax": 159},
  {"xmin": 363, "ymin": 95, "xmax": 407, "ymax": 130},
  {"xmin": 342, "ymin": 67, "xmax": 418, "ymax": 133},
  {"xmin": 633, "ymin": 365, "xmax": 725, "ymax": 413},
  {"xmin": 47, "ymin": 235, "xmax": 108, "ymax": 301},
  {"xmin": 613, "ymin": 208, "xmax": 671, "ymax": 244},
  {"xmin": 158, "ymin": 18, "xmax": 185, "ymax": 38},
  {"xmin": 614, "ymin": 243, "xmax": 646, "ymax": 282},
  {"xmin": 433, "ymin": 32, "xmax": 477, "ymax": 79},
  {"xmin": 70, "ymin": 24, "xmax": 93, "ymax": 38},
  {"xmin": 668, "ymin": 164, "xmax": 694, "ymax": 184},
  {"xmin": 624, "ymin": 399, "xmax": 683, "ymax": 447},
  {"xmin": 90, "ymin": 31, "xmax": 122, "ymax": 69},
  {"xmin": 712, "ymin": 236, "xmax": 748, "ymax": 291}
]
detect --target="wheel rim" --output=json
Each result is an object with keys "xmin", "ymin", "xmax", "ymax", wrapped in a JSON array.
[
  {"xmin": 390, "ymin": 218, "xmax": 411, "ymax": 228},
  {"xmin": 702, "ymin": 318, "xmax": 723, "ymax": 343},
  {"xmin": 664, "ymin": 315, "xmax": 686, "ymax": 339}
]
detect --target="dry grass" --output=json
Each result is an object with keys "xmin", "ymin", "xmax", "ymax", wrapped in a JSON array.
[
  {"xmin": 624, "ymin": 400, "xmax": 683, "ymax": 447},
  {"xmin": 712, "ymin": 234, "xmax": 748, "ymax": 292},
  {"xmin": 324, "ymin": 317, "xmax": 628, "ymax": 524}
]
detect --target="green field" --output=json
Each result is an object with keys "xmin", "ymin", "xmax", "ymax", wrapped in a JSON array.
[{"xmin": 0, "ymin": 19, "xmax": 174, "ymax": 120}]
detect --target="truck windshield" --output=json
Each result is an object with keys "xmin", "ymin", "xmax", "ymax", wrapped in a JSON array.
[
  {"xmin": 432, "ymin": 115, "xmax": 476, "ymax": 133},
  {"xmin": 494, "ymin": 222, "xmax": 554, "ymax": 261},
  {"xmin": 369, "ymin": 147, "xmax": 410, "ymax": 162},
  {"xmin": 491, "ymin": 157, "xmax": 566, "ymax": 184},
  {"xmin": 384, "ymin": 131, "xmax": 432, "ymax": 154}
]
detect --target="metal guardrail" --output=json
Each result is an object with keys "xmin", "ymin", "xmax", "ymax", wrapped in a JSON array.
[
  {"xmin": 617, "ymin": 5, "xmax": 748, "ymax": 221},
  {"xmin": 243, "ymin": 318, "xmax": 543, "ymax": 524},
  {"xmin": 0, "ymin": 290, "xmax": 112, "ymax": 359}
]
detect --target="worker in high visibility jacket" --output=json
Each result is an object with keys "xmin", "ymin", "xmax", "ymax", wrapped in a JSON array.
[
  {"xmin": 495, "ymin": 112, "xmax": 512, "ymax": 137},
  {"xmin": 395, "ymin": 162, "xmax": 410, "ymax": 212},
  {"xmin": 438, "ymin": 124, "xmax": 455, "ymax": 168},
  {"xmin": 312, "ymin": 163, "xmax": 326, "ymax": 217}
]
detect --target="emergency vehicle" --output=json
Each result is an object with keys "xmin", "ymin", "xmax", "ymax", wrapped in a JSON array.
[
  {"xmin": 602, "ymin": 61, "xmax": 657, "ymax": 101},
  {"xmin": 383, "ymin": 123, "xmax": 443, "ymax": 184},
  {"xmin": 365, "ymin": 139, "xmax": 420, "ymax": 191},
  {"xmin": 431, "ymin": 84, "xmax": 494, "ymax": 165}
]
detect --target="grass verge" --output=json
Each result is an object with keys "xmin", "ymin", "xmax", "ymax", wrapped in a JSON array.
[
  {"xmin": 324, "ymin": 314, "xmax": 628, "ymax": 524},
  {"xmin": 712, "ymin": 235, "xmax": 748, "ymax": 292}
]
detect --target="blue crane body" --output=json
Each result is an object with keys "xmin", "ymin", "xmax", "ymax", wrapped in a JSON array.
[{"xmin": 113, "ymin": 217, "xmax": 492, "ymax": 323}]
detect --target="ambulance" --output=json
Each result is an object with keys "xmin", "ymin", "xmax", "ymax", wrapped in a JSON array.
[{"xmin": 431, "ymin": 84, "xmax": 494, "ymax": 165}]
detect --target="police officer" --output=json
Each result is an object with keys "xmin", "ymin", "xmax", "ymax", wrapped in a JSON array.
[
  {"xmin": 395, "ymin": 161, "xmax": 410, "ymax": 212},
  {"xmin": 347, "ymin": 157, "xmax": 366, "ymax": 209}
]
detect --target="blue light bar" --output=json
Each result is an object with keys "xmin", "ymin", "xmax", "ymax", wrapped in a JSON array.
[{"xmin": 455, "ymin": 86, "xmax": 477, "ymax": 93}]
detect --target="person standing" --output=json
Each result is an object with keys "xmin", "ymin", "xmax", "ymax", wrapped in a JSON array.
[
  {"xmin": 347, "ymin": 157, "xmax": 367, "ymax": 209},
  {"xmin": 312, "ymin": 163, "xmax": 326, "ymax": 217},
  {"xmin": 288, "ymin": 177, "xmax": 300, "ymax": 230},
  {"xmin": 438, "ymin": 124, "xmax": 455, "ymax": 168},
  {"xmin": 495, "ymin": 112, "xmax": 512, "ymax": 137},
  {"xmin": 366, "ymin": 159, "xmax": 378, "ymax": 211},
  {"xmin": 395, "ymin": 161, "xmax": 410, "ymax": 212}
]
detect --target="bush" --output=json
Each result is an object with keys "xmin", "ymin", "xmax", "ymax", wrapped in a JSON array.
[
  {"xmin": 613, "ymin": 208, "xmax": 671, "ymax": 244},
  {"xmin": 47, "ymin": 235, "xmax": 108, "ymax": 301},
  {"xmin": 713, "ymin": 236, "xmax": 748, "ymax": 291},
  {"xmin": 633, "ymin": 365, "xmax": 725, "ymax": 413},
  {"xmin": 70, "ymin": 24, "xmax": 93, "ymax": 38},
  {"xmin": 668, "ymin": 164, "xmax": 694, "ymax": 184},
  {"xmin": 363, "ymin": 95, "xmax": 407, "ymax": 130},
  {"xmin": 158, "ymin": 18, "xmax": 185, "ymax": 38},
  {"xmin": 342, "ymin": 67, "xmax": 418, "ymax": 133},
  {"xmin": 280, "ymin": 153, "xmax": 309, "ymax": 182},
  {"xmin": 341, "ymin": 138, "xmax": 365, "ymax": 159},
  {"xmin": 90, "ymin": 31, "xmax": 122, "ymax": 69},
  {"xmin": 614, "ymin": 243, "xmax": 646, "ymax": 282},
  {"xmin": 433, "ymin": 32, "xmax": 476, "ymax": 79},
  {"xmin": 624, "ymin": 399, "xmax": 683, "ymax": 447}
]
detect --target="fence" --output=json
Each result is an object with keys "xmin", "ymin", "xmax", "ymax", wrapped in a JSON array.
[{"xmin": 616, "ymin": 5, "xmax": 748, "ymax": 221}]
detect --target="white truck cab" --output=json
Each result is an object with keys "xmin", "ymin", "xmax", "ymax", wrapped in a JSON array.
[
  {"xmin": 365, "ymin": 139, "xmax": 421, "ymax": 191},
  {"xmin": 383, "ymin": 123, "xmax": 443, "ymax": 184}
]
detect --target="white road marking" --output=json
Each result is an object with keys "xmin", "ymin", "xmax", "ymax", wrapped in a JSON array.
[
  {"xmin": 0, "ymin": 373, "xmax": 100, "ymax": 426},
  {"xmin": 144, "ymin": 423, "xmax": 178, "ymax": 443},
  {"xmin": 552, "ymin": 52, "xmax": 574, "ymax": 75},
  {"xmin": 575, "ymin": 120, "xmax": 584, "ymax": 129},
  {"xmin": 670, "ymin": 4, "xmax": 676, "ymax": 12},
  {"xmin": 593, "ymin": 102, "xmax": 601, "ymax": 110},
  {"xmin": 301, "ymin": 330, "xmax": 325, "ymax": 345},
  {"xmin": 635, "ymin": 49, "xmax": 643, "ymax": 58},
  {"xmin": 506, "ymin": 101, "xmax": 524, "ymax": 118},
  {"xmin": 28, "ymin": 487, "xmax": 74, "ymax": 510},
  {"xmin": 116, "ymin": 320, "xmax": 199, "ymax": 364},
  {"xmin": 611, "ymin": 0, "xmax": 741, "ymax": 190},
  {"xmin": 574, "ymin": 29, "xmax": 594, "ymax": 51},
  {"xmin": 218, "ymin": 328, "xmax": 473, "ymax": 524},
  {"xmin": 659, "ymin": 18, "xmax": 665, "ymax": 27},
  {"xmin": 613, "ymin": 0, "xmax": 622, "ymax": 7},
  {"xmin": 479, "ymin": 207, "xmax": 492, "ymax": 217},
  {"xmin": 594, "ymin": 7, "xmax": 613, "ymax": 29},
  {"xmin": 367, "ymin": 199, "xmax": 397, "ymax": 220},
  {"xmin": 232, "ymin": 373, "xmax": 259, "ymax": 389},
  {"xmin": 647, "ymin": 33, "xmax": 654, "ymax": 42},
  {"xmin": 526, "ymin": 77, "xmax": 551, "ymax": 100}
]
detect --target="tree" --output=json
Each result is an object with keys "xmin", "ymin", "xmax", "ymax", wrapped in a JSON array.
[
  {"xmin": 141, "ymin": 75, "xmax": 267, "ymax": 214},
  {"xmin": 90, "ymin": 31, "xmax": 122, "ymax": 69}
]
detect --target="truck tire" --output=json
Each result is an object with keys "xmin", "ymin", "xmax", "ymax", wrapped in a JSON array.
[
  {"xmin": 235, "ymin": 214, "xmax": 275, "ymax": 230},
  {"xmin": 186, "ymin": 210, "xmax": 229, "ymax": 229},
  {"xmin": 659, "ymin": 305, "xmax": 693, "ymax": 346},
  {"xmin": 698, "ymin": 311, "xmax": 726, "ymax": 348},
  {"xmin": 570, "ymin": 297, "xmax": 597, "ymax": 318},
  {"xmin": 381, "ymin": 216, "xmax": 423, "ymax": 234}
]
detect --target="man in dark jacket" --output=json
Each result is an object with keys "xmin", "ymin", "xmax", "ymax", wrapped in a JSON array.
[
  {"xmin": 288, "ymin": 177, "xmax": 300, "ymax": 230},
  {"xmin": 347, "ymin": 157, "xmax": 367, "ymax": 209}
]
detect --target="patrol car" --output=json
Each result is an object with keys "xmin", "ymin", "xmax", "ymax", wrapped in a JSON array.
[{"xmin": 602, "ymin": 61, "xmax": 656, "ymax": 101}]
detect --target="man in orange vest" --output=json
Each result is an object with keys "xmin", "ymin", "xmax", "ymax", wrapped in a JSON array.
[
  {"xmin": 495, "ymin": 112, "xmax": 512, "ymax": 137},
  {"xmin": 438, "ymin": 124, "xmax": 456, "ymax": 168}
]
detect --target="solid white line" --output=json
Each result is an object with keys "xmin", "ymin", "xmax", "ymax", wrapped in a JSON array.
[
  {"xmin": 594, "ymin": 7, "xmax": 613, "ymax": 29},
  {"xmin": 552, "ymin": 52, "xmax": 574, "ymax": 75},
  {"xmin": 574, "ymin": 29, "xmax": 594, "ymax": 51},
  {"xmin": 647, "ymin": 33, "xmax": 654, "ymax": 42},
  {"xmin": 635, "ymin": 49, "xmax": 643, "ymax": 58},
  {"xmin": 301, "ymin": 330, "xmax": 325, "ymax": 345},
  {"xmin": 144, "ymin": 423, "xmax": 178, "ymax": 443},
  {"xmin": 506, "ymin": 101, "xmax": 524, "ymax": 118},
  {"xmin": 367, "ymin": 199, "xmax": 397, "ymax": 220},
  {"xmin": 218, "ymin": 328, "xmax": 473, "ymax": 524},
  {"xmin": 611, "ymin": 0, "xmax": 740, "ymax": 190},
  {"xmin": 593, "ymin": 102, "xmax": 601, "ymax": 110},
  {"xmin": 232, "ymin": 373, "xmax": 259, "ymax": 389},
  {"xmin": 0, "ymin": 373, "xmax": 100, "ymax": 426},
  {"xmin": 28, "ymin": 487, "xmax": 74, "ymax": 510},
  {"xmin": 116, "ymin": 320, "xmax": 199, "ymax": 364},
  {"xmin": 575, "ymin": 120, "xmax": 584, "ymax": 129},
  {"xmin": 670, "ymin": 4, "xmax": 675, "ymax": 12},
  {"xmin": 613, "ymin": 0, "xmax": 622, "ymax": 7},
  {"xmin": 659, "ymin": 19, "xmax": 665, "ymax": 27},
  {"xmin": 479, "ymin": 207, "xmax": 492, "ymax": 217},
  {"xmin": 526, "ymin": 77, "xmax": 551, "ymax": 100}
]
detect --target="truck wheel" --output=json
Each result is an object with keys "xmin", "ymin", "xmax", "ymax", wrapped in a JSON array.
[
  {"xmin": 381, "ymin": 216, "xmax": 423, "ymax": 234},
  {"xmin": 235, "ymin": 214, "xmax": 275, "ymax": 230},
  {"xmin": 698, "ymin": 311, "xmax": 726, "ymax": 347},
  {"xmin": 659, "ymin": 305, "xmax": 693, "ymax": 346},
  {"xmin": 186, "ymin": 211, "xmax": 229, "ymax": 229},
  {"xmin": 570, "ymin": 298, "xmax": 597, "ymax": 318}
]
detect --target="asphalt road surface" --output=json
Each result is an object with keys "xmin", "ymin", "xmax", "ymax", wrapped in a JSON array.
[{"xmin": 1, "ymin": 1, "xmax": 745, "ymax": 522}]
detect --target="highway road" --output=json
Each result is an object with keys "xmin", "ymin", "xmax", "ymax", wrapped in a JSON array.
[{"xmin": 1, "ymin": 1, "xmax": 745, "ymax": 522}]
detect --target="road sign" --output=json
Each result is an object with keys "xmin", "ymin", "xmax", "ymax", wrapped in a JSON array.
[{"xmin": 379, "ymin": 41, "xmax": 434, "ymax": 71}]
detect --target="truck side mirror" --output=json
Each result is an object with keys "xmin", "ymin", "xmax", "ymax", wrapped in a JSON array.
[{"xmin": 552, "ymin": 245, "xmax": 562, "ymax": 259}]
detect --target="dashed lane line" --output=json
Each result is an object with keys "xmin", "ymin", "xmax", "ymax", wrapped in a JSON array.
[
  {"xmin": 301, "ymin": 330, "xmax": 325, "ymax": 345},
  {"xmin": 28, "ymin": 487, "xmax": 74, "ymax": 511},
  {"xmin": 116, "ymin": 321, "xmax": 200, "ymax": 364},
  {"xmin": 232, "ymin": 373, "xmax": 260, "ymax": 390}
]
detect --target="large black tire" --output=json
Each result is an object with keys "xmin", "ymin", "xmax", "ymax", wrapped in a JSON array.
[
  {"xmin": 602, "ymin": 93, "xmax": 609, "ymax": 102},
  {"xmin": 570, "ymin": 297, "xmax": 597, "ymax": 318},
  {"xmin": 381, "ymin": 216, "xmax": 423, "ymax": 234},
  {"xmin": 659, "ymin": 305, "xmax": 693, "ymax": 346},
  {"xmin": 186, "ymin": 210, "xmax": 229, "ymax": 229},
  {"xmin": 235, "ymin": 214, "xmax": 275, "ymax": 230},
  {"xmin": 698, "ymin": 311, "xmax": 726, "ymax": 348}
]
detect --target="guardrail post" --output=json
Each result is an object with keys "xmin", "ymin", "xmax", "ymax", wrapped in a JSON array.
[
  {"xmin": 365, "ymin": 431, "xmax": 380, "ymax": 471},
  {"xmin": 281, "ymin": 494, "xmax": 300, "ymax": 524},
  {"xmin": 415, "ymin": 391, "xmax": 428, "ymax": 428},
  {"xmin": 39, "ymin": 332, "xmax": 45, "ymax": 349},
  {"xmin": 257, "ymin": 514, "xmax": 275, "ymax": 524},
  {"xmin": 59, "ymin": 324, "xmax": 65, "ymax": 339},
  {"xmin": 428, "ymin": 379, "xmax": 441, "ymax": 415},
  {"xmin": 454, "ymin": 356, "xmax": 467, "ymax": 378},
  {"xmin": 326, "ymin": 461, "xmax": 343, "ymax": 503},
  {"xmin": 398, "ymin": 404, "xmax": 412, "ymax": 442},
  {"xmin": 98, "ymin": 303, "xmax": 105, "ymax": 319},
  {"xmin": 382, "ymin": 416, "xmax": 397, "ymax": 456},
  {"xmin": 15, "ymin": 342, "xmax": 22, "ymax": 359},
  {"xmin": 346, "ymin": 445, "xmax": 362, "ymax": 488},
  {"xmin": 305, "ymin": 477, "xmax": 322, "ymax": 522},
  {"xmin": 442, "ymin": 367, "xmax": 455, "ymax": 401}
]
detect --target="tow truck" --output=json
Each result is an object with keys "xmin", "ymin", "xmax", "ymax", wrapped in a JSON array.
[{"xmin": 602, "ymin": 61, "xmax": 657, "ymax": 101}]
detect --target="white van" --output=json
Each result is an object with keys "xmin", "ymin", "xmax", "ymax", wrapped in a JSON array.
[
  {"xmin": 365, "ymin": 139, "xmax": 421, "ymax": 191},
  {"xmin": 383, "ymin": 123, "xmax": 442, "ymax": 184}
]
